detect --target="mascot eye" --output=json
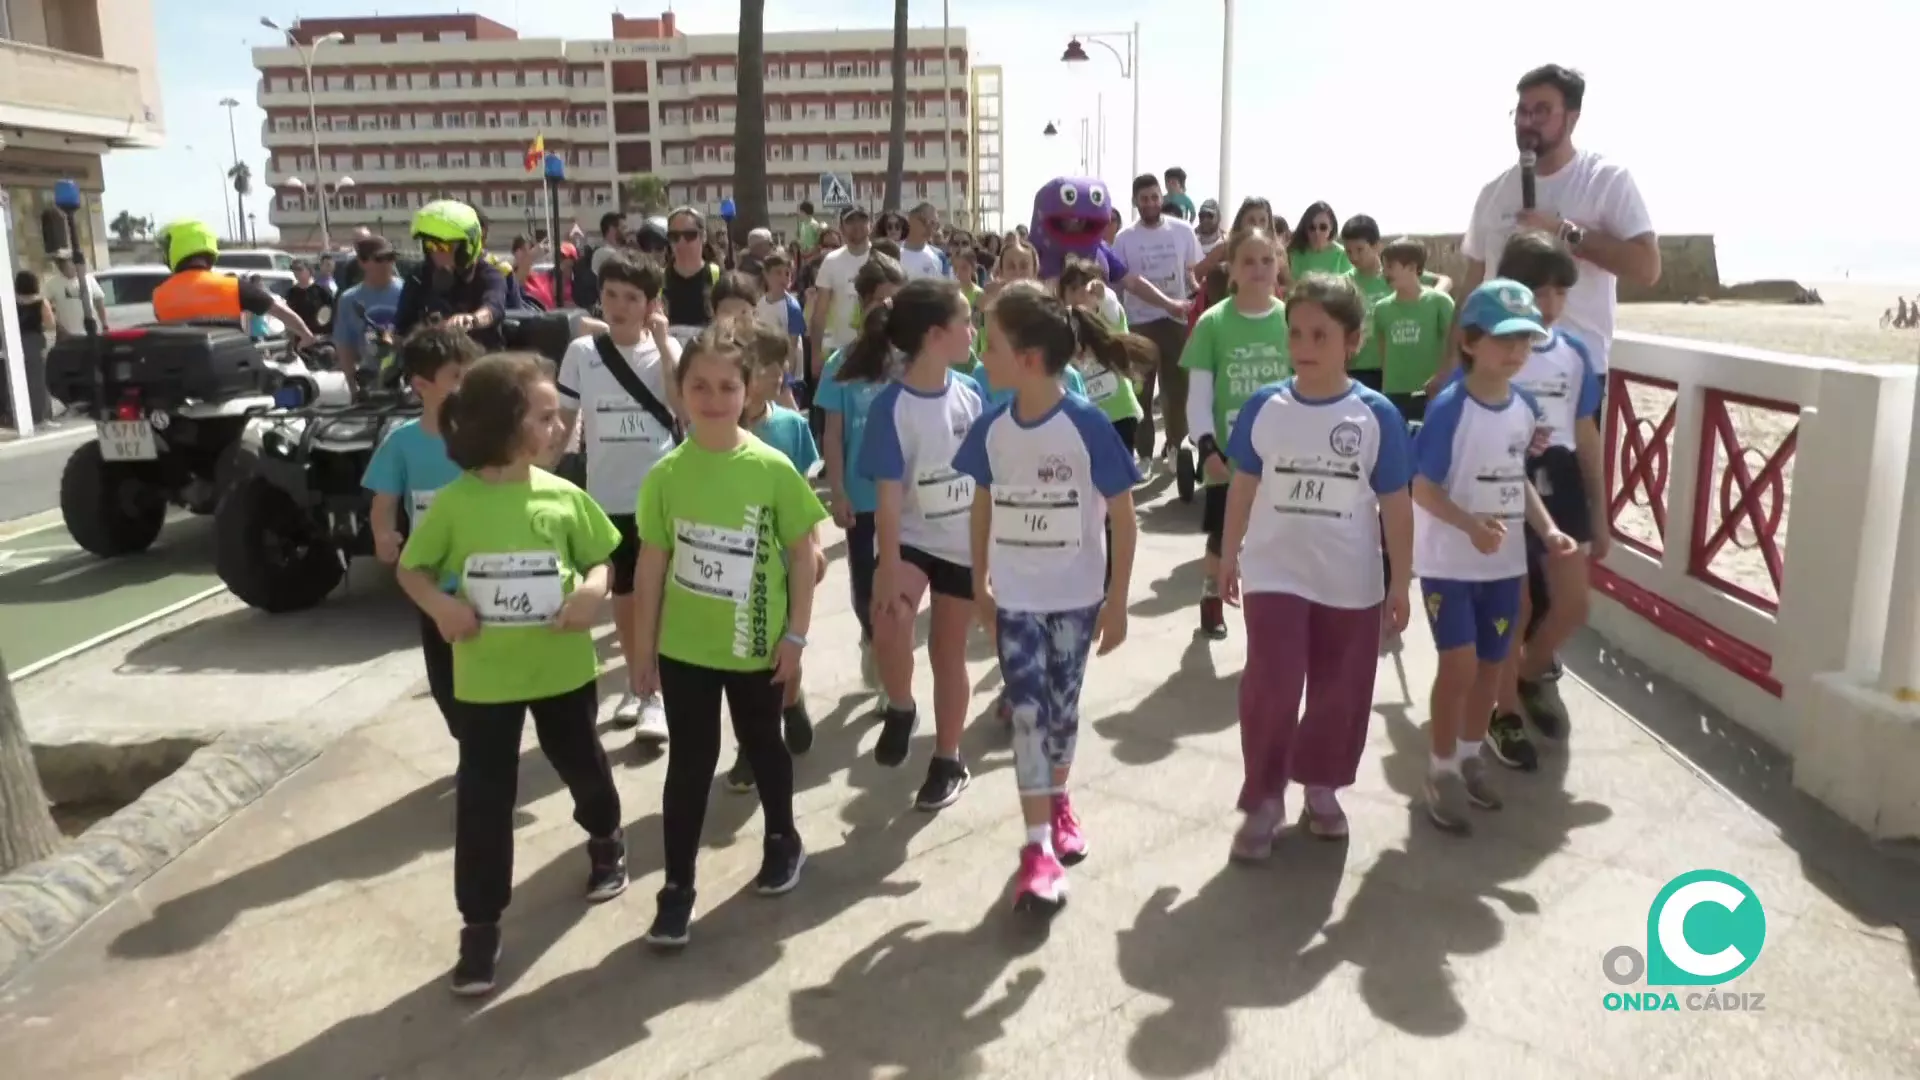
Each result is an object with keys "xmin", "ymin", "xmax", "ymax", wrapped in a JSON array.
[
  {"xmin": 1058, "ymin": 185, "xmax": 1079, "ymax": 206},
  {"xmin": 1088, "ymin": 188, "xmax": 1106, "ymax": 208}
]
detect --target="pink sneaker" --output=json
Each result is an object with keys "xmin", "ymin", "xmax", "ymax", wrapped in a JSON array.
[
  {"xmin": 1012, "ymin": 843, "xmax": 1068, "ymax": 914},
  {"xmin": 1050, "ymin": 794, "xmax": 1088, "ymax": 866},
  {"xmin": 1230, "ymin": 798, "xmax": 1285, "ymax": 862},
  {"xmin": 1302, "ymin": 786, "xmax": 1349, "ymax": 839}
]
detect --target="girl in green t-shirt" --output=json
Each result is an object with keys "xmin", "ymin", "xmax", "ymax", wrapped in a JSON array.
[
  {"xmin": 1287, "ymin": 201, "xmax": 1354, "ymax": 281},
  {"xmin": 395, "ymin": 352, "xmax": 627, "ymax": 999},
  {"xmin": 1058, "ymin": 256, "xmax": 1145, "ymax": 446},
  {"xmin": 629, "ymin": 322, "xmax": 830, "ymax": 950}
]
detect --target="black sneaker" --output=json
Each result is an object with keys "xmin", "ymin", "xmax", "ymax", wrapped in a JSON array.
[
  {"xmin": 725, "ymin": 751, "xmax": 756, "ymax": 793},
  {"xmin": 874, "ymin": 703, "xmax": 918, "ymax": 767},
  {"xmin": 755, "ymin": 832, "xmax": 807, "ymax": 895},
  {"xmin": 584, "ymin": 833, "xmax": 628, "ymax": 902},
  {"xmin": 646, "ymin": 885, "xmax": 696, "ymax": 950},
  {"xmin": 1518, "ymin": 678, "xmax": 1569, "ymax": 740},
  {"xmin": 914, "ymin": 755, "xmax": 971, "ymax": 811},
  {"xmin": 783, "ymin": 702, "xmax": 815, "ymax": 755},
  {"xmin": 1199, "ymin": 596, "xmax": 1228, "ymax": 640},
  {"xmin": 449, "ymin": 923, "xmax": 501, "ymax": 996},
  {"xmin": 1484, "ymin": 712, "xmax": 1539, "ymax": 772}
]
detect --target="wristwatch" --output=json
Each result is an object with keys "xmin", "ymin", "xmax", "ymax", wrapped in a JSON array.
[{"xmin": 1560, "ymin": 220, "xmax": 1586, "ymax": 249}]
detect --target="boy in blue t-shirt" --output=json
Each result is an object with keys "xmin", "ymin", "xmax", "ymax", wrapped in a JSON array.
[{"xmin": 363, "ymin": 326, "xmax": 484, "ymax": 735}]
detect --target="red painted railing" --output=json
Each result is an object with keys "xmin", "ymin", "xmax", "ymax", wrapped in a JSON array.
[
  {"xmin": 1689, "ymin": 388, "xmax": 1798, "ymax": 614},
  {"xmin": 1604, "ymin": 371, "xmax": 1676, "ymax": 558}
]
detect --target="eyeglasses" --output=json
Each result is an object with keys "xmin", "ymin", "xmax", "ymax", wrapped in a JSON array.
[
  {"xmin": 669, "ymin": 230, "xmax": 702, "ymax": 242},
  {"xmin": 1309, "ymin": 221, "xmax": 1332, "ymax": 233},
  {"xmin": 1510, "ymin": 103, "xmax": 1559, "ymax": 123}
]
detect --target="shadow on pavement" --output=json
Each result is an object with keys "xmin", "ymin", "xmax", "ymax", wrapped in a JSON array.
[
  {"xmin": 1127, "ymin": 558, "xmax": 1206, "ymax": 619},
  {"xmin": 1136, "ymin": 480, "xmax": 1198, "ymax": 537},
  {"xmin": 1560, "ymin": 627, "xmax": 1920, "ymax": 978},
  {"xmin": 116, "ymin": 572, "xmax": 416, "ymax": 675},
  {"xmin": 1091, "ymin": 635, "xmax": 1236, "ymax": 765},
  {"xmin": 0, "ymin": 518, "xmax": 216, "ymax": 605}
]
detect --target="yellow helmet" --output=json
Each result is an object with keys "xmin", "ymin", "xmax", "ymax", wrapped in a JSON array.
[
  {"xmin": 157, "ymin": 219, "xmax": 220, "ymax": 271},
  {"xmin": 410, "ymin": 200, "xmax": 483, "ymax": 266}
]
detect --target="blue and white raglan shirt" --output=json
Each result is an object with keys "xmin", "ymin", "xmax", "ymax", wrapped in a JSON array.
[
  {"xmin": 952, "ymin": 394, "xmax": 1142, "ymax": 613},
  {"xmin": 1412, "ymin": 380, "xmax": 1545, "ymax": 582},
  {"xmin": 858, "ymin": 369, "xmax": 987, "ymax": 565},
  {"xmin": 1513, "ymin": 327, "xmax": 1603, "ymax": 452},
  {"xmin": 363, "ymin": 418, "xmax": 463, "ymax": 523},
  {"xmin": 1226, "ymin": 379, "xmax": 1413, "ymax": 609}
]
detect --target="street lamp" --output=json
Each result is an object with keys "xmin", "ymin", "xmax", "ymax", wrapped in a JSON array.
[
  {"xmin": 1219, "ymin": 0, "xmax": 1234, "ymax": 210},
  {"xmin": 285, "ymin": 175, "xmax": 354, "ymax": 246},
  {"xmin": 1061, "ymin": 26, "xmax": 1139, "ymax": 182},
  {"xmin": 218, "ymin": 96, "xmax": 246, "ymax": 242},
  {"xmin": 261, "ymin": 17, "xmax": 345, "ymax": 249}
]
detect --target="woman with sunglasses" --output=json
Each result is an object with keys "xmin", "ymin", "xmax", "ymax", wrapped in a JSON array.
[
  {"xmin": 661, "ymin": 206, "xmax": 725, "ymax": 345},
  {"xmin": 873, "ymin": 210, "xmax": 909, "ymax": 245},
  {"xmin": 395, "ymin": 199, "xmax": 509, "ymax": 351},
  {"xmin": 1287, "ymin": 201, "xmax": 1353, "ymax": 280}
]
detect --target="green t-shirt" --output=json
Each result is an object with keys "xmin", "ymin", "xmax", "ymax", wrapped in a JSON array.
[
  {"xmin": 1078, "ymin": 356, "xmax": 1143, "ymax": 421},
  {"xmin": 1180, "ymin": 297, "xmax": 1292, "ymax": 484},
  {"xmin": 1347, "ymin": 269, "xmax": 1395, "ymax": 370},
  {"xmin": 400, "ymin": 469, "xmax": 622, "ymax": 705},
  {"xmin": 1289, "ymin": 245, "xmax": 1353, "ymax": 280},
  {"xmin": 1372, "ymin": 287, "xmax": 1457, "ymax": 395},
  {"xmin": 1164, "ymin": 191, "xmax": 1197, "ymax": 222},
  {"xmin": 637, "ymin": 435, "xmax": 829, "ymax": 672}
]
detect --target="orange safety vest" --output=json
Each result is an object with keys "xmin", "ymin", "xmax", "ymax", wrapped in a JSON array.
[{"xmin": 151, "ymin": 269, "xmax": 243, "ymax": 323}]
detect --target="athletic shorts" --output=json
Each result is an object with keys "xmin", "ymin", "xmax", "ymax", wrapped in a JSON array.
[
  {"xmin": 902, "ymin": 544, "xmax": 973, "ymax": 601},
  {"xmin": 1421, "ymin": 576, "xmax": 1523, "ymax": 662},
  {"xmin": 1525, "ymin": 447, "xmax": 1594, "ymax": 556},
  {"xmin": 608, "ymin": 513, "xmax": 642, "ymax": 596},
  {"xmin": 1203, "ymin": 483, "xmax": 1229, "ymax": 557}
]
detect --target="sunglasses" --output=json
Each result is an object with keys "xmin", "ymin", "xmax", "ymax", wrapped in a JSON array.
[
  {"xmin": 669, "ymin": 229, "xmax": 702, "ymax": 242},
  {"xmin": 1309, "ymin": 221, "xmax": 1333, "ymax": 233},
  {"xmin": 422, "ymin": 238, "xmax": 456, "ymax": 253}
]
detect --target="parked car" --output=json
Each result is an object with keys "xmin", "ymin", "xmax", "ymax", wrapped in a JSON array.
[
  {"xmin": 214, "ymin": 249, "xmax": 297, "ymax": 273},
  {"xmin": 93, "ymin": 265, "xmax": 297, "ymax": 336}
]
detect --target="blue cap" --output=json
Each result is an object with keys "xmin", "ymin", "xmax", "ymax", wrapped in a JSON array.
[{"xmin": 1460, "ymin": 278, "xmax": 1548, "ymax": 339}]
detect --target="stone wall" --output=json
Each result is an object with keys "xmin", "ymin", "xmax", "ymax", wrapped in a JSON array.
[{"xmin": 1404, "ymin": 233, "xmax": 1721, "ymax": 302}]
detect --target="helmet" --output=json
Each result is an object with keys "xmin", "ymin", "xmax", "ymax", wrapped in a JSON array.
[
  {"xmin": 157, "ymin": 219, "xmax": 220, "ymax": 271},
  {"xmin": 410, "ymin": 200, "xmax": 484, "ymax": 266},
  {"xmin": 634, "ymin": 216, "xmax": 670, "ymax": 256}
]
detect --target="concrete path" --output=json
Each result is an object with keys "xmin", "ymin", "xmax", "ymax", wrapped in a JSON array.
[{"xmin": 2, "ymin": 474, "xmax": 1916, "ymax": 1078}]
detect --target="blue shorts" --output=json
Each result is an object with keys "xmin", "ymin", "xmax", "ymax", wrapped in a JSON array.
[{"xmin": 1421, "ymin": 577, "xmax": 1524, "ymax": 662}]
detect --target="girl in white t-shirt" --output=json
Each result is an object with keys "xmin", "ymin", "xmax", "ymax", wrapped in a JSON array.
[
  {"xmin": 1216, "ymin": 274, "xmax": 1415, "ymax": 859},
  {"xmin": 954, "ymin": 280, "xmax": 1145, "ymax": 913},
  {"xmin": 855, "ymin": 277, "xmax": 987, "ymax": 812}
]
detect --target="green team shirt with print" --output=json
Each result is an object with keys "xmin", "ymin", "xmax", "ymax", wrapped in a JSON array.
[
  {"xmin": 1180, "ymin": 297, "xmax": 1292, "ymax": 485},
  {"xmin": 1372, "ymin": 287, "xmax": 1457, "ymax": 394},
  {"xmin": 1348, "ymin": 268, "xmax": 1446, "ymax": 369},
  {"xmin": 638, "ymin": 436, "xmax": 830, "ymax": 672},
  {"xmin": 1289, "ymin": 245, "xmax": 1353, "ymax": 280},
  {"xmin": 400, "ymin": 469, "xmax": 622, "ymax": 704},
  {"xmin": 1079, "ymin": 301, "xmax": 1142, "ymax": 422}
]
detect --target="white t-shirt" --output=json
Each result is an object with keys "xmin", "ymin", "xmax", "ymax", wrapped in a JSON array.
[
  {"xmin": 1411, "ymin": 381, "xmax": 1545, "ymax": 582},
  {"xmin": 816, "ymin": 245, "xmax": 871, "ymax": 351},
  {"xmin": 1226, "ymin": 380, "xmax": 1415, "ymax": 610},
  {"xmin": 857, "ymin": 370, "xmax": 987, "ymax": 566},
  {"xmin": 556, "ymin": 333, "xmax": 680, "ymax": 511},
  {"xmin": 898, "ymin": 244, "xmax": 950, "ymax": 282},
  {"xmin": 1462, "ymin": 149, "xmax": 1654, "ymax": 373},
  {"xmin": 51, "ymin": 273, "xmax": 105, "ymax": 334},
  {"xmin": 1097, "ymin": 286, "xmax": 1125, "ymax": 330},
  {"xmin": 1512, "ymin": 328, "xmax": 1603, "ymax": 452},
  {"xmin": 1108, "ymin": 218, "xmax": 1204, "ymax": 326},
  {"xmin": 952, "ymin": 393, "xmax": 1143, "ymax": 613}
]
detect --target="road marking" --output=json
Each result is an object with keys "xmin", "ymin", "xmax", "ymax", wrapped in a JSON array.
[
  {"xmin": 14, "ymin": 584, "xmax": 229, "ymax": 682},
  {"xmin": 0, "ymin": 424, "xmax": 92, "ymax": 461},
  {"xmin": 0, "ymin": 544, "xmax": 84, "ymax": 575},
  {"xmin": 0, "ymin": 511, "xmax": 66, "ymax": 544}
]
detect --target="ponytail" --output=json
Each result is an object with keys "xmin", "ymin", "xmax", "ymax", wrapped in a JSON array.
[
  {"xmin": 838, "ymin": 299, "xmax": 895, "ymax": 383},
  {"xmin": 1067, "ymin": 306, "xmax": 1155, "ymax": 378}
]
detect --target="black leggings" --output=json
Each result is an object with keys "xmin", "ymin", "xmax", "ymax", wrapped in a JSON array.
[
  {"xmin": 847, "ymin": 511, "xmax": 877, "ymax": 642},
  {"xmin": 1104, "ymin": 417, "xmax": 1140, "ymax": 590},
  {"xmin": 419, "ymin": 611, "xmax": 458, "ymax": 738},
  {"xmin": 659, "ymin": 655, "xmax": 796, "ymax": 888},
  {"xmin": 449, "ymin": 680, "xmax": 620, "ymax": 926}
]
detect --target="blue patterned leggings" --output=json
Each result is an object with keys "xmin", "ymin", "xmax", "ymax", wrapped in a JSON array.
[{"xmin": 997, "ymin": 602, "xmax": 1103, "ymax": 796}]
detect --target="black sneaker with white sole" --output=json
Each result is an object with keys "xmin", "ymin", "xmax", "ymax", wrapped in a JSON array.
[
  {"xmin": 449, "ymin": 923, "xmax": 502, "ymax": 996},
  {"xmin": 783, "ymin": 702, "xmax": 815, "ymax": 755},
  {"xmin": 646, "ymin": 885, "xmax": 696, "ymax": 950},
  {"xmin": 874, "ymin": 704, "xmax": 918, "ymax": 767},
  {"xmin": 584, "ymin": 833, "xmax": 628, "ymax": 902},
  {"xmin": 1518, "ymin": 677, "xmax": 1569, "ymax": 740},
  {"xmin": 914, "ymin": 755, "xmax": 971, "ymax": 811},
  {"xmin": 755, "ymin": 833, "xmax": 807, "ymax": 895},
  {"xmin": 725, "ymin": 751, "xmax": 756, "ymax": 793},
  {"xmin": 1484, "ymin": 711, "xmax": 1539, "ymax": 771}
]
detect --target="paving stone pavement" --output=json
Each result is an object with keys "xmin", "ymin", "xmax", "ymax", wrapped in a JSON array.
[{"xmin": 1, "ymin": 475, "xmax": 1916, "ymax": 1079}]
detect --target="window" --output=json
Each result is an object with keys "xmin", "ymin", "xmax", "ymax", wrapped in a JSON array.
[
  {"xmin": 835, "ymin": 63, "xmax": 854, "ymax": 77},
  {"xmin": 394, "ymin": 32, "xmax": 423, "ymax": 44},
  {"xmin": 803, "ymin": 62, "xmax": 825, "ymax": 78},
  {"xmin": 443, "ymin": 30, "xmax": 467, "ymax": 42}
]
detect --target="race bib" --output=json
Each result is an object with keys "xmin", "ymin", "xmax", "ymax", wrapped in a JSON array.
[
  {"xmin": 1471, "ymin": 469, "xmax": 1527, "ymax": 521},
  {"xmin": 672, "ymin": 520, "xmax": 758, "ymax": 603},
  {"xmin": 992, "ymin": 485, "xmax": 1084, "ymax": 552},
  {"xmin": 409, "ymin": 489, "xmax": 439, "ymax": 520},
  {"xmin": 1085, "ymin": 367, "xmax": 1120, "ymax": 402},
  {"xmin": 913, "ymin": 467, "xmax": 974, "ymax": 522},
  {"xmin": 593, "ymin": 396, "xmax": 666, "ymax": 456},
  {"xmin": 1268, "ymin": 466, "xmax": 1362, "ymax": 519},
  {"xmin": 464, "ymin": 551, "xmax": 564, "ymax": 625}
]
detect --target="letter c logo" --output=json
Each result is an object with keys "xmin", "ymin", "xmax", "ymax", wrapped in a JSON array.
[{"xmin": 1646, "ymin": 870, "xmax": 1766, "ymax": 986}]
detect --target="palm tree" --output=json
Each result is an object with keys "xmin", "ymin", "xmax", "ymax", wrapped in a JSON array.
[
  {"xmin": 732, "ymin": 0, "xmax": 770, "ymax": 243},
  {"xmin": 885, "ymin": 0, "xmax": 909, "ymax": 211},
  {"xmin": 110, "ymin": 210, "xmax": 140, "ymax": 243},
  {"xmin": 624, "ymin": 173, "xmax": 671, "ymax": 217},
  {"xmin": 0, "ymin": 656, "xmax": 59, "ymax": 874},
  {"xmin": 228, "ymin": 162, "xmax": 253, "ymax": 243}
]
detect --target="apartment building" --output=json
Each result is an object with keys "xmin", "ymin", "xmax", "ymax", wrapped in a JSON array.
[
  {"xmin": 254, "ymin": 11, "xmax": 972, "ymax": 248},
  {"xmin": 1, "ymin": 0, "xmax": 165, "ymax": 271}
]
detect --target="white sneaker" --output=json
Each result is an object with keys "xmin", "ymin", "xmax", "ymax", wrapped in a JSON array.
[
  {"xmin": 610, "ymin": 692, "xmax": 643, "ymax": 729},
  {"xmin": 633, "ymin": 693, "xmax": 669, "ymax": 745}
]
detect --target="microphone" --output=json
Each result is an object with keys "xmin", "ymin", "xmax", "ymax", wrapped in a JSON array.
[{"xmin": 1520, "ymin": 149, "xmax": 1538, "ymax": 212}]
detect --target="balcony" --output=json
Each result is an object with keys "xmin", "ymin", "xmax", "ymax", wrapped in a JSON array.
[
  {"xmin": 0, "ymin": 38, "xmax": 161, "ymax": 146},
  {"xmin": 265, "ymin": 162, "xmax": 616, "ymax": 186},
  {"xmin": 263, "ymin": 120, "xmax": 610, "ymax": 148},
  {"xmin": 652, "ymin": 151, "xmax": 967, "ymax": 184},
  {"xmin": 257, "ymin": 82, "xmax": 575, "ymax": 110}
]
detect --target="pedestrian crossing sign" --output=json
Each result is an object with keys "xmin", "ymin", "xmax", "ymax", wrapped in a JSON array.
[{"xmin": 819, "ymin": 173, "xmax": 854, "ymax": 209}]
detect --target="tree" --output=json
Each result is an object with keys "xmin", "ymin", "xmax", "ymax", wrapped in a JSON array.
[
  {"xmin": 885, "ymin": 0, "xmax": 910, "ymax": 211},
  {"xmin": 0, "ymin": 654, "xmax": 59, "ymax": 874},
  {"xmin": 731, "ymin": 0, "xmax": 770, "ymax": 243},
  {"xmin": 228, "ymin": 163, "xmax": 253, "ymax": 243},
  {"xmin": 110, "ymin": 210, "xmax": 140, "ymax": 243},
  {"xmin": 624, "ymin": 173, "xmax": 671, "ymax": 217}
]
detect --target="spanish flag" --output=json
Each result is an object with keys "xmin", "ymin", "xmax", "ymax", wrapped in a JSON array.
[{"xmin": 523, "ymin": 134, "xmax": 545, "ymax": 173}]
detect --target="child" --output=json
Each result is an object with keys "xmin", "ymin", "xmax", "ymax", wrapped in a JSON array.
[
  {"xmin": 395, "ymin": 352, "xmax": 627, "ymax": 996},
  {"xmin": 1371, "ymin": 238, "xmax": 1456, "ymax": 424},
  {"xmin": 365, "ymin": 327, "xmax": 483, "ymax": 734},
  {"xmin": 816, "ymin": 253, "xmax": 908, "ymax": 695},
  {"xmin": 1059, "ymin": 256, "xmax": 1142, "ymax": 451},
  {"xmin": 556, "ymin": 253, "xmax": 682, "ymax": 743},
  {"xmin": 956, "ymin": 281, "xmax": 1144, "ymax": 911},
  {"xmin": 753, "ymin": 253, "xmax": 806, "ymax": 410},
  {"xmin": 952, "ymin": 247, "xmax": 985, "ymax": 318},
  {"xmin": 1216, "ymin": 275, "xmax": 1414, "ymax": 857},
  {"xmin": 721, "ymin": 320, "xmax": 826, "ymax": 792},
  {"xmin": 1180, "ymin": 226, "xmax": 1294, "ymax": 641},
  {"xmin": 629, "ymin": 321, "xmax": 828, "ymax": 949},
  {"xmin": 1338, "ymin": 214, "xmax": 1389, "ymax": 392},
  {"xmin": 1411, "ymin": 279, "xmax": 1578, "ymax": 835},
  {"xmin": 711, "ymin": 270, "xmax": 762, "ymax": 323},
  {"xmin": 1487, "ymin": 231, "xmax": 1608, "ymax": 769},
  {"xmin": 857, "ymin": 277, "xmax": 987, "ymax": 810}
]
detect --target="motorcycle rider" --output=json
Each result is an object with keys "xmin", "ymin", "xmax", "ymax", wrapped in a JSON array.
[
  {"xmin": 151, "ymin": 219, "xmax": 314, "ymax": 343},
  {"xmin": 393, "ymin": 200, "xmax": 508, "ymax": 350}
]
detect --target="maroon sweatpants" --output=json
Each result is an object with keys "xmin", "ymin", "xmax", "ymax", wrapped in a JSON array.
[{"xmin": 1237, "ymin": 591, "xmax": 1383, "ymax": 812}]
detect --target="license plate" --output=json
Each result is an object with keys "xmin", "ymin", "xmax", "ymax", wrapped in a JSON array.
[{"xmin": 98, "ymin": 420, "xmax": 158, "ymax": 462}]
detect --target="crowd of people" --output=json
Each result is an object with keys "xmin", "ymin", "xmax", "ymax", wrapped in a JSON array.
[{"xmin": 334, "ymin": 61, "xmax": 1660, "ymax": 997}]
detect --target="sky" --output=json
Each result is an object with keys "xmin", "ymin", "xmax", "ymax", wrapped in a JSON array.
[{"xmin": 109, "ymin": 0, "xmax": 1920, "ymax": 284}]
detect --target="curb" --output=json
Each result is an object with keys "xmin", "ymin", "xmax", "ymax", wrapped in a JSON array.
[{"xmin": 0, "ymin": 729, "xmax": 327, "ymax": 989}]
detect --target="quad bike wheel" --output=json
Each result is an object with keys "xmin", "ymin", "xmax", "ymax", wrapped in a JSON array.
[
  {"xmin": 1175, "ymin": 442, "xmax": 1197, "ymax": 504},
  {"xmin": 215, "ymin": 477, "xmax": 345, "ymax": 613},
  {"xmin": 60, "ymin": 442, "xmax": 167, "ymax": 557}
]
